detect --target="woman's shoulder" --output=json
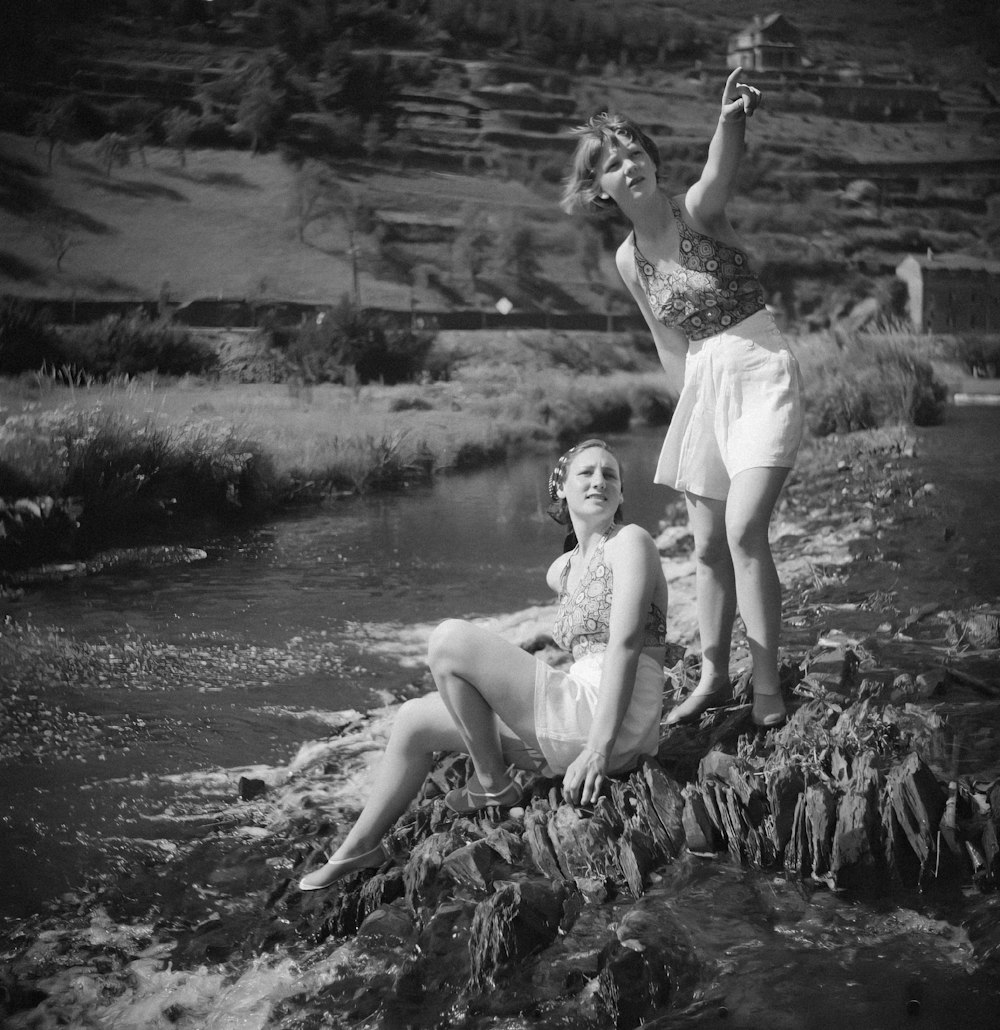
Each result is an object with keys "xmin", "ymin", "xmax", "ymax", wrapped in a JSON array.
[
  {"xmin": 608, "ymin": 522, "xmax": 658, "ymax": 557},
  {"xmin": 614, "ymin": 234, "xmax": 637, "ymax": 278},
  {"xmin": 546, "ymin": 550, "xmax": 572, "ymax": 591}
]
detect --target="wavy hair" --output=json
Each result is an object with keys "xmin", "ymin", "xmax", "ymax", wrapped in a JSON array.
[{"xmin": 560, "ymin": 113, "xmax": 660, "ymax": 216}]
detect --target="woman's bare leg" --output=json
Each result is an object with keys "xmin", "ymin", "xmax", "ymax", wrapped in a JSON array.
[
  {"xmin": 427, "ymin": 619, "xmax": 542, "ymax": 795},
  {"xmin": 324, "ymin": 694, "xmax": 465, "ymax": 861},
  {"xmin": 667, "ymin": 492, "xmax": 736, "ymax": 723},
  {"xmin": 726, "ymin": 466, "xmax": 791, "ymax": 724}
]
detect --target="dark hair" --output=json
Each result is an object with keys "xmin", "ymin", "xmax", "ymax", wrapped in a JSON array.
[
  {"xmin": 546, "ymin": 438, "xmax": 625, "ymax": 550},
  {"xmin": 560, "ymin": 113, "xmax": 660, "ymax": 215}
]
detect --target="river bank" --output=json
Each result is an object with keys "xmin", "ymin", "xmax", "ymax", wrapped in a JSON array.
[
  {"xmin": 1, "ymin": 406, "xmax": 999, "ymax": 1028},
  {"xmin": 0, "ymin": 322, "xmax": 956, "ymax": 575}
]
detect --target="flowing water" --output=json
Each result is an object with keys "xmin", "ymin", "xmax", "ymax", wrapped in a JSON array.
[
  {"xmin": 0, "ymin": 428, "xmax": 677, "ymax": 920},
  {"xmin": 2, "ymin": 410, "xmax": 1000, "ymax": 1027}
]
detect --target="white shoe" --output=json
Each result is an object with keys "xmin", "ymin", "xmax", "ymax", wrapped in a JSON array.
[{"xmin": 297, "ymin": 843, "xmax": 387, "ymax": 891}]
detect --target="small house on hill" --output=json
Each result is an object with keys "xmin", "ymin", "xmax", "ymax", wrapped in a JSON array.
[
  {"xmin": 896, "ymin": 253, "xmax": 1000, "ymax": 333},
  {"xmin": 728, "ymin": 13, "xmax": 803, "ymax": 72}
]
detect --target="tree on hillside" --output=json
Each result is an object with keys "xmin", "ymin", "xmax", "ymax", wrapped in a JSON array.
[
  {"xmin": 289, "ymin": 159, "xmax": 340, "ymax": 242},
  {"xmin": 95, "ymin": 133, "xmax": 131, "ymax": 176},
  {"xmin": 40, "ymin": 222, "xmax": 81, "ymax": 271},
  {"xmin": 163, "ymin": 108, "xmax": 200, "ymax": 168},
  {"xmin": 492, "ymin": 214, "xmax": 541, "ymax": 290},
  {"xmin": 29, "ymin": 95, "xmax": 78, "ymax": 172},
  {"xmin": 230, "ymin": 63, "xmax": 286, "ymax": 154},
  {"xmin": 450, "ymin": 205, "xmax": 493, "ymax": 293},
  {"xmin": 287, "ymin": 163, "xmax": 373, "ymax": 303}
]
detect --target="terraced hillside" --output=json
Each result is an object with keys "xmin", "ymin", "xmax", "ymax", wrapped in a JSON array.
[{"xmin": 1, "ymin": 0, "xmax": 997, "ymax": 329}]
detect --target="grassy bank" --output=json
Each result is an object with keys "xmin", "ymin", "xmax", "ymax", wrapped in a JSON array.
[{"xmin": 0, "ymin": 325, "xmax": 954, "ymax": 571}]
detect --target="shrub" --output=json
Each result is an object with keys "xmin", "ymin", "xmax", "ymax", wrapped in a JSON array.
[
  {"xmin": 389, "ymin": 394, "xmax": 434, "ymax": 412},
  {"xmin": 284, "ymin": 297, "xmax": 434, "ymax": 385},
  {"xmin": 799, "ymin": 333, "xmax": 948, "ymax": 436},
  {"xmin": 629, "ymin": 383, "xmax": 677, "ymax": 426},
  {"xmin": 61, "ymin": 313, "xmax": 218, "ymax": 378},
  {"xmin": 0, "ymin": 406, "xmax": 278, "ymax": 563},
  {"xmin": 0, "ymin": 298, "xmax": 69, "ymax": 375}
]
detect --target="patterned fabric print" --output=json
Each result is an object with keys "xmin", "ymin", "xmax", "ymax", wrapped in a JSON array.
[
  {"xmin": 634, "ymin": 198, "xmax": 765, "ymax": 342},
  {"xmin": 552, "ymin": 528, "xmax": 667, "ymax": 660}
]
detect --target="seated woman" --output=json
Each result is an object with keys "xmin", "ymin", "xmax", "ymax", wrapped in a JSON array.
[{"xmin": 299, "ymin": 438, "xmax": 670, "ymax": 891}]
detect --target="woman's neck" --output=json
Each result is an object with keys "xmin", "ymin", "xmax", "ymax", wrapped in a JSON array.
[
  {"xmin": 627, "ymin": 187, "xmax": 672, "ymax": 242},
  {"xmin": 571, "ymin": 519, "xmax": 615, "ymax": 556}
]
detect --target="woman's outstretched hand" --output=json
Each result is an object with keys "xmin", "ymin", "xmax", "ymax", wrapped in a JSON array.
[
  {"xmin": 562, "ymin": 746, "xmax": 609, "ymax": 808},
  {"xmin": 721, "ymin": 67, "xmax": 762, "ymax": 120}
]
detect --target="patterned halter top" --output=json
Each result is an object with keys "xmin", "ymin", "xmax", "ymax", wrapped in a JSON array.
[
  {"xmin": 633, "ymin": 197, "xmax": 765, "ymax": 341},
  {"xmin": 552, "ymin": 526, "xmax": 667, "ymax": 660}
]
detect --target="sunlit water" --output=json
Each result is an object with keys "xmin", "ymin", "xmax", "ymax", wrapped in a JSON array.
[
  {"xmin": 3, "ymin": 411, "xmax": 1000, "ymax": 1027},
  {"xmin": 0, "ymin": 428, "xmax": 678, "ymax": 917}
]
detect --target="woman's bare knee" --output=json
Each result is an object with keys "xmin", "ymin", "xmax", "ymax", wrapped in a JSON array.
[
  {"xmin": 390, "ymin": 695, "xmax": 461, "ymax": 753},
  {"xmin": 726, "ymin": 516, "xmax": 770, "ymax": 562},
  {"xmin": 693, "ymin": 531, "xmax": 730, "ymax": 568},
  {"xmin": 427, "ymin": 617, "xmax": 474, "ymax": 670}
]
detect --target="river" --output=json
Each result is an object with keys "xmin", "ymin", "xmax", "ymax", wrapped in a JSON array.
[
  {"xmin": 0, "ymin": 427, "xmax": 680, "ymax": 920},
  {"xmin": 1, "ymin": 409, "xmax": 999, "ymax": 1028}
]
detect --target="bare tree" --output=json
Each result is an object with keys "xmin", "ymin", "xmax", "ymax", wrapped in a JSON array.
[
  {"xmin": 41, "ymin": 223, "xmax": 81, "ymax": 270},
  {"xmin": 451, "ymin": 205, "xmax": 492, "ymax": 293},
  {"xmin": 289, "ymin": 160, "xmax": 339, "ymax": 242},
  {"xmin": 29, "ymin": 96, "xmax": 77, "ymax": 172},
  {"xmin": 95, "ymin": 133, "xmax": 132, "ymax": 176},
  {"xmin": 287, "ymin": 165, "xmax": 370, "ymax": 304},
  {"xmin": 163, "ymin": 108, "xmax": 200, "ymax": 168}
]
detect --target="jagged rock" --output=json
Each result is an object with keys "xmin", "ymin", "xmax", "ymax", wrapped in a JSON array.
[
  {"xmin": 884, "ymin": 752, "xmax": 947, "ymax": 887},
  {"xmin": 640, "ymin": 759, "xmax": 686, "ymax": 857},
  {"xmin": 546, "ymin": 798, "xmax": 621, "ymax": 892},
  {"xmin": 441, "ymin": 836, "xmax": 517, "ymax": 891},
  {"xmin": 802, "ymin": 644, "xmax": 857, "ymax": 692},
  {"xmin": 830, "ymin": 753, "xmax": 885, "ymax": 889},
  {"xmin": 468, "ymin": 878, "xmax": 572, "ymax": 991},
  {"xmin": 522, "ymin": 806, "xmax": 567, "ymax": 880},
  {"xmin": 239, "ymin": 776, "xmax": 267, "ymax": 801},
  {"xmin": 768, "ymin": 765, "xmax": 805, "ymax": 856},
  {"xmin": 357, "ymin": 900, "xmax": 416, "ymax": 946},
  {"xmin": 680, "ymin": 783, "xmax": 719, "ymax": 856},
  {"xmin": 805, "ymin": 782, "xmax": 838, "ymax": 883},
  {"xmin": 946, "ymin": 609, "xmax": 1000, "ymax": 649}
]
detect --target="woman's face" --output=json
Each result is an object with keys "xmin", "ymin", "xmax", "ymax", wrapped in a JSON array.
[
  {"xmin": 597, "ymin": 133, "xmax": 656, "ymax": 207},
  {"xmin": 560, "ymin": 446, "xmax": 623, "ymax": 520}
]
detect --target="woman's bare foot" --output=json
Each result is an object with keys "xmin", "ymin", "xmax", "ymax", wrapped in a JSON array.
[{"xmin": 751, "ymin": 691, "xmax": 787, "ymax": 728}]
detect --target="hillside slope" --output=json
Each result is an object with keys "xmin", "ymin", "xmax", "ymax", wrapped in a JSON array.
[{"xmin": 1, "ymin": 0, "xmax": 998, "ymax": 325}]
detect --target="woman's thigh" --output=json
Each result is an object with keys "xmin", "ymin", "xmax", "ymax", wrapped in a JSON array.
[{"xmin": 429, "ymin": 619, "xmax": 543, "ymax": 752}]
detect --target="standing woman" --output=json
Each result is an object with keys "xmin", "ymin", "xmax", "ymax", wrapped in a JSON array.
[
  {"xmin": 562, "ymin": 69, "xmax": 804, "ymax": 729},
  {"xmin": 299, "ymin": 439, "xmax": 669, "ymax": 891}
]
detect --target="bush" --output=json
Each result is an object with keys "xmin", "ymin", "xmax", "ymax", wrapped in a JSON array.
[
  {"xmin": 284, "ymin": 297, "xmax": 434, "ymax": 385},
  {"xmin": 629, "ymin": 383, "xmax": 677, "ymax": 426},
  {"xmin": 0, "ymin": 406, "xmax": 278, "ymax": 564},
  {"xmin": 799, "ymin": 333, "xmax": 948, "ymax": 436},
  {"xmin": 61, "ymin": 313, "xmax": 218, "ymax": 378},
  {"xmin": 0, "ymin": 298, "xmax": 69, "ymax": 375}
]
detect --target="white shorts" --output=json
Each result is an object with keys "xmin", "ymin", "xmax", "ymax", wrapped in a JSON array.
[
  {"xmin": 533, "ymin": 651, "xmax": 664, "ymax": 774},
  {"xmin": 655, "ymin": 309, "xmax": 804, "ymax": 501}
]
